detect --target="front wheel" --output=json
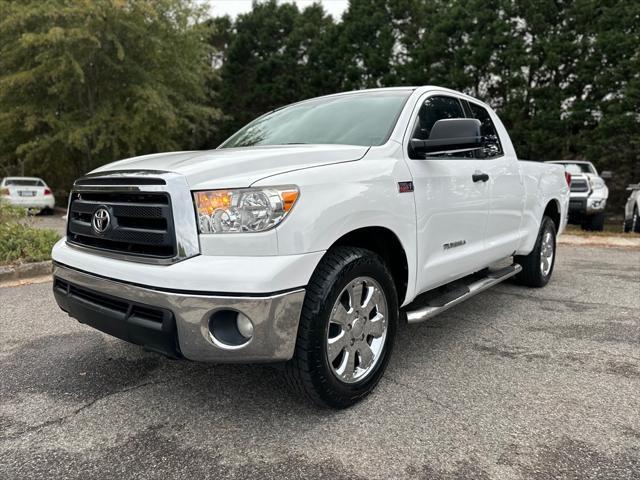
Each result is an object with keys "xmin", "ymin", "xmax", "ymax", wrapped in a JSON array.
[
  {"xmin": 285, "ymin": 247, "xmax": 398, "ymax": 408},
  {"xmin": 515, "ymin": 216, "xmax": 557, "ymax": 288}
]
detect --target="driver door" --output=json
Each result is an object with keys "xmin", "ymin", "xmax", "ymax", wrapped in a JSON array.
[{"xmin": 404, "ymin": 94, "xmax": 491, "ymax": 294}]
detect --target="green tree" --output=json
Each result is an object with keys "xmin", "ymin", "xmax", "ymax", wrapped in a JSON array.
[
  {"xmin": 336, "ymin": 0, "xmax": 399, "ymax": 89},
  {"xmin": 0, "ymin": 0, "xmax": 220, "ymax": 195},
  {"xmin": 4, "ymin": 0, "xmax": 634, "ymax": 213},
  {"xmin": 571, "ymin": 0, "xmax": 640, "ymax": 208},
  {"xmin": 209, "ymin": 0, "xmax": 337, "ymax": 145}
]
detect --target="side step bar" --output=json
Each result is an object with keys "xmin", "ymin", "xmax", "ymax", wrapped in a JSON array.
[{"xmin": 404, "ymin": 263, "xmax": 522, "ymax": 324}]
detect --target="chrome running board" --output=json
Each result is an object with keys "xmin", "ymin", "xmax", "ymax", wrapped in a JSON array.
[{"xmin": 404, "ymin": 264, "xmax": 522, "ymax": 324}]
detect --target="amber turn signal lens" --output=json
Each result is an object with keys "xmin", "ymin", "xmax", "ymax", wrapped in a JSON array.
[{"xmin": 281, "ymin": 190, "xmax": 299, "ymax": 212}]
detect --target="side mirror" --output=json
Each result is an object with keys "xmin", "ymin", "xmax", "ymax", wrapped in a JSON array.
[
  {"xmin": 600, "ymin": 170, "xmax": 613, "ymax": 180},
  {"xmin": 411, "ymin": 118, "xmax": 482, "ymax": 156}
]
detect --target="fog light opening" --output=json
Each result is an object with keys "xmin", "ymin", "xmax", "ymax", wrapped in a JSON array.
[{"xmin": 208, "ymin": 310, "xmax": 253, "ymax": 349}]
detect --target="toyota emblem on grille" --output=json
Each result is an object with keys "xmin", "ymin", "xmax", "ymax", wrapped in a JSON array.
[{"xmin": 92, "ymin": 207, "xmax": 111, "ymax": 234}]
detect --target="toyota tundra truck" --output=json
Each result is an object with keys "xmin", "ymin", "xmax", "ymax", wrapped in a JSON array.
[
  {"xmin": 52, "ymin": 86, "xmax": 570, "ymax": 408},
  {"xmin": 546, "ymin": 160, "xmax": 610, "ymax": 231}
]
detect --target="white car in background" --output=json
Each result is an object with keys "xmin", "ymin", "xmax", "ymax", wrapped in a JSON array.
[
  {"xmin": 623, "ymin": 183, "xmax": 640, "ymax": 233},
  {"xmin": 0, "ymin": 176, "xmax": 56, "ymax": 213}
]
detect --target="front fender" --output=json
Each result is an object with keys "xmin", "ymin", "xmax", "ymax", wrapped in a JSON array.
[{"xmin": 253, "ymin": 152, "xmax": 418, "ymax": 303}]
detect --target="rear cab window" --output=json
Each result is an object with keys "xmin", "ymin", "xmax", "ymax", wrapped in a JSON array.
[{"xmin": 466, "ymin": 101, "xmax": 503, "ymax": 158}]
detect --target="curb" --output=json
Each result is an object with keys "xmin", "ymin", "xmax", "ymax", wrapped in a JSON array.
[{"xmin": 0, "ymin": 260, "xmax": 52, "ymax": 284}]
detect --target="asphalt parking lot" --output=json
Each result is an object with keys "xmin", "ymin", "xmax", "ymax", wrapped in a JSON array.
[
  {"xmin": 1, "ymin": 245, "xmax": 639, "ymax": 479},
  {"xmin": 29, "ymin": 210, "xmax": 67, "ymax": 236}
]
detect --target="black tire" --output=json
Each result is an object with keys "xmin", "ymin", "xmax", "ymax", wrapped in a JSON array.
[
  {"xmin": 285, "ymin": 246, "xmax": 398, "ymax": 409},
  {"xmin": 514, "ymin": 216, "xmax": 557, "ymax": 288},
  {"xmin": 633, "ymin": 208, "xmax": 640, "ymax": 234},
  {"xmin": 582, "ymin": 212, "xmax": 605, "ymax": 231}
]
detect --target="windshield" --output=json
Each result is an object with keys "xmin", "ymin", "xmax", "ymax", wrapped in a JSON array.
[
  {"xmin": 4, "ymin": 179, "xmax": 43, "ymax": 186},
  {"xmin": 559, "ymin": 163, "xmax": 595, "ymax": 174},
  {"xmin": 221, "ymin": 90, "xmax": 412, "ymax": 148}
]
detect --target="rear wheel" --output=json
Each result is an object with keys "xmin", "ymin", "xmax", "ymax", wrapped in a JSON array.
[
  {"xmin": 633, "ymin": 207, "xmax": 640, "ymax": 233},
  {"xmin": 285, "ymin": 247, "xmax": 397, "ymax": 408},
  {"xmin": 515, "ymin": 216, "xmax": 557, "ymax": 288}
]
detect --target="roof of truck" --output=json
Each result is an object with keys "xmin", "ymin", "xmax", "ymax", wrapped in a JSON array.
[{"xmin": 271, "ymin": 86, "xmax": 493, "ymax": 115}]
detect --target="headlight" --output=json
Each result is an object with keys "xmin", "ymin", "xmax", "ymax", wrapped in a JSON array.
[
  {"xmin": 193, "ymin": 186, "xmax": 299, "ymax": 234},
  {"xmin": 590, "ymin": 177, "xmax": 605, "ymax": 189}
]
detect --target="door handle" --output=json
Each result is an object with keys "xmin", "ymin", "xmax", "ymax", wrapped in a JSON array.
[{"xmin": 472, "ymin": 172, "xmax": 489, "ymax": 183}]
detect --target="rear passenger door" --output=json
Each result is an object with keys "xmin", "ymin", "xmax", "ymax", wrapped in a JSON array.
[
  {"xmin": 404, "ymin": 94, "xmax": 491, "ymax": 294},
  {"xmin": 464, "ymin": 100, "xmax": 524, "ymax": 262}
]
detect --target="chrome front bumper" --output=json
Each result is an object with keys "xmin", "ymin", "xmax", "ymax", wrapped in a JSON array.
[{"xmin": 53, "ymin": 263, "xmax": 305, "ymax": 362}]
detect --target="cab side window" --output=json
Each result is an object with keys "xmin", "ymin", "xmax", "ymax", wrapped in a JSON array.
[
  {"xmin": 468, "ymin": 102, "xmax": 503, "ymax": 158},
  {"xmin": 410, "ymin": 96, "xmax": 473, "ymax": 159},
  {"xmin": 412, "ymin": 96, "xmax": 464, "ymax": 140}
]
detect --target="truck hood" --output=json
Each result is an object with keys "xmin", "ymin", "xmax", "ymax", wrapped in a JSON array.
[{"xmin": 90, "ymin": 144, "xmax": 370, "ymax": 189}]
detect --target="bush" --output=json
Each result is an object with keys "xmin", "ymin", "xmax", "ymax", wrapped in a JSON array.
[{"xmin": 0, "ymin": 202, "xmax": 60, "ymax": 264}]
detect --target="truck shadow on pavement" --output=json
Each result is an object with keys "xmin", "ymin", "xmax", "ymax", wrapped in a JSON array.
[
  {"xmin": 2, "ymin": 275, "xmax": 639, "ymax": 479},
  {"xmin": 3, "ymin": 309, "xmax": 478, "ymax": 415}
]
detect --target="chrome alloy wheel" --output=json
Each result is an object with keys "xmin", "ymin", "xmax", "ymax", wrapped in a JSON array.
[
  {"xmin": 326, "ymin": 277, "xmax": 388, "ymax": 384},
  {"xmin": 540, "ymin": 230, "xmax": 555, "ymax": 276}
]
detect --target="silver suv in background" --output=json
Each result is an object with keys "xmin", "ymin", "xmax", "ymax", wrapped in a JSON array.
[
  {"xmin": 546, "ymin": 161, "xmax": 611, "ymax": 231},
  {"xmin": 623, "ymin": 183, "xmax": 640, "ymax": 233}
]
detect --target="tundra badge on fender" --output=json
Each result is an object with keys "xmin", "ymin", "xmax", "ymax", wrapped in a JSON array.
[{"xmin": 443, "ymin": 240, "xmax": 466, "ymax": 250}]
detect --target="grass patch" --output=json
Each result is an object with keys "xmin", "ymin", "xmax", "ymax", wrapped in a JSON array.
[
  {"xmin": 0, "ymin": 202, "xmax": 60, "ymax": 265},
  {"xmin": 563, "ymin": 224, "xmax": 638, "ymax": 237}
]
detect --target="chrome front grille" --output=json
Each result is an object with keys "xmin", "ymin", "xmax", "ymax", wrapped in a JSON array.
[
  {"xmin": 65, "ymin": 171, "xmax": 200, "ymax": 264},
  {"xmin": 67, "ymin": 190, "xmax": 176, "ymax": 258}
]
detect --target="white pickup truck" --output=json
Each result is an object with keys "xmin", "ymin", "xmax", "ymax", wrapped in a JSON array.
[
  {"xmin": 547, "ymin": 160, "xmax": 610, "ymax": 231},
  {"xmin": 52, "ymin": 86, "xmax": 569, "ymax": 408}
]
